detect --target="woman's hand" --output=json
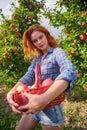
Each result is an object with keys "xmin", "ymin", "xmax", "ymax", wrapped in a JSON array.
[
  {"xmin": 18, "ymin": 92, "xmax": 48, "ymax": 114},
  {"xmin": 7, "ymin": 90, "xmax": 22, "ymax": 114},
  {"xmin": 6, "ymin": 81, "xmax": 26, "ymax": 114}
]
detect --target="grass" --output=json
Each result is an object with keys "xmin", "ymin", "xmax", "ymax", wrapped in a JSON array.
[
  {"xmin": 0, "ymin": 117, "xmax": 16, "ymax": 130},
  {"xmin": 0, "ymin": 85, "xmax": 87, "ymax": 130}
]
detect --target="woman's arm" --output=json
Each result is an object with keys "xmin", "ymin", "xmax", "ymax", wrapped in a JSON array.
[
  {"xmin": 42, "ymin": 79, "xmax": 69, "ymax": 104},
  {"xmin": 18, "ymin": 79, "xmax": 69, "ymax": 114},
  {"xmin": 6, "ymin": 59, "xmax": 37, "ymax": 113},
  {"xmin": 55, "ymin": 48, "xmax": 77, "ymax": 92},
  {"xmin": 19, "ymin": 59, "xmax": 36, "ymax": 86}
]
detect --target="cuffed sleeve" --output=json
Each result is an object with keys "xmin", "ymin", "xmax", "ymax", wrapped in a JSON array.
[
  {"xmin": 19, "ymin": 59, "xmax": 36, "ymax": 86},
  {"xmin": 55, "ymin": 48, "xmax": 77, "ymax": 92}
]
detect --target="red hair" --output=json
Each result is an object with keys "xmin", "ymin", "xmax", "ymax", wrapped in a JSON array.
[{"xmin": 22, "ymin": 24, "xmax": 59, "ymax": 58}]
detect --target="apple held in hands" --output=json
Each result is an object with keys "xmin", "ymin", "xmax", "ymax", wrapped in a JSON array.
[
  {"xmin": 13, "ymin": 78, "xmax": 54, "ymax": 111},
  {"xmin": 41, "ymin": 78, "xmax": 53, "ymax": 87},
  {"xmin": 12, "ymin": 62, "xmax": 65, "ymax": 111},
  {"xmin": 13, "ymin": 85, "xmax": 29, "ymax": 108},
  {"xmin": 13, "ymin": 75, "xmax": 54, "ymax": 109}
]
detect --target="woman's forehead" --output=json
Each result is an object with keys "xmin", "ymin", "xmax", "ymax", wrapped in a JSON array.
[{"xmin": 31, "ymin": 31, "xmax": 45, "ymax": 39}]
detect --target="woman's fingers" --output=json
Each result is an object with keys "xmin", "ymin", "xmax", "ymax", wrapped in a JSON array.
[
  {"xmin": 10, "ymin": 105, "xmax": 22, "ymax": 114},
  {"xmin": 10, "ymin": 98, "xmax": 19, "ymax": 107},
  {"xmin": 6, "ymin": 92, "xmax": 19, "ymax": 114},
  {"xmin": 7, "ymin": 91, "xmax": 18, "ymax": 107},
  {"xmin": 18, "ymin": 92, "xmax": 46, "ymax": 114},
  {"xmin": 18, "ymin": 104, "xmax": 29, "ymax": 110}
]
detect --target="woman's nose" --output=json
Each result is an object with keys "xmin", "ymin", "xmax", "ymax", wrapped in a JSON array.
[{"xmin": 37, "ymin": 39, "xmax": 41, "ymax": 44}]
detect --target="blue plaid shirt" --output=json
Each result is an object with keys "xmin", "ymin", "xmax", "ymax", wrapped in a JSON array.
[{"xmin": 19, "ymin": 47, "xmax": 77, "ymax": 92}]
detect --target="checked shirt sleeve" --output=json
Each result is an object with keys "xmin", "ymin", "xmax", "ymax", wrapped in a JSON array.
[
  {"xmin": 55, "ymin": 48, "xmax": 77, "ymax": 92},
  {"xmin": 19, "ymin": 59, "xmax": 36, "ymax": 86}
]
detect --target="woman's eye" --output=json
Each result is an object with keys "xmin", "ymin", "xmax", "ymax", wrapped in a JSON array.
[
  {"xmin": 39, "ymin": 35, "xmax": 43, "ymax": 40},
  {"xmin": 32, "ymin": 35, "xmax": 43, "ymax": 44},
  {"xmin": 33, "ymin": 39, "xmax": 37, "ymax": 43}
]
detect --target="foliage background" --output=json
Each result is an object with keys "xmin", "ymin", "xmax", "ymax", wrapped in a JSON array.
[
  {"xmin": 0, "ymin": 0, "xmax": 45, "ymax": 87},
  {"xmin": 0, "ymin": 0, "xmax": 87, "ymax": 130},
  {"xmin": 43, "ymin": 0, "xmax": 87, "ymax": 98}
]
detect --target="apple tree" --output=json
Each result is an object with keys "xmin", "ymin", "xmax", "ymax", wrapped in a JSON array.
[
  {"xmin": 44, "ymin": 0, "xmax": 87, "ymax": 97},
  {"xmin": 0, "ymin": 0, "xmax": 45, "ymax": 87}
]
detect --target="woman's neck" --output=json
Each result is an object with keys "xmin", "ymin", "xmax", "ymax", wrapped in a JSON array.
[{"xmin": 42, "ymin": 46, "xmax": 51, "ymax": 56}]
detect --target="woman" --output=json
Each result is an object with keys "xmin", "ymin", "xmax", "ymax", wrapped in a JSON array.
[{"xmin": 7, "ymin": 24, "xmax": 77, "ymax": 130}]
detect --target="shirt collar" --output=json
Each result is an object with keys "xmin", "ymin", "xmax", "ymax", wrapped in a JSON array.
[
  {"xmin": 48, "ymin": 47, "xmax": 54, "ymax": 53},
  {"xmin": 40, "ymin": 47, "xmax": 54, "ymax": 56},
  {"xmin": 38, "ymin": 47, "xmax": 54, "ymax": 61}
]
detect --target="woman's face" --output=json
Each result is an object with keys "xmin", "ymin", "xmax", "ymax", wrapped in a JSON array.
[{"xmin": 30, "ymin": 30, "xmax": 50, "ymax": 54}]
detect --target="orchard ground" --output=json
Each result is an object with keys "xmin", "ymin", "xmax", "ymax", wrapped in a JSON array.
[{"xmin": 0, "ymin": 84, "xmax": 87, "ymax": 130}]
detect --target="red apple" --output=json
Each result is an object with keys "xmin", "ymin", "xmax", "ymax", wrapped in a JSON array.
[
  {"xmin": 79, "ymin": 34, "xmax": 86, "ymax": 40},
  {"xmin": 66, "ymin": 51, "xmax": 71, "ymax": 55},
  {"xmin": 13, "ymin": 15, "xmax": 18, "ymax": 19},
  {"xmin": 15, "ymin": 32, "xmax": 21, "ymax": 37},
  {"xmin": 85, "ymin": 32, "xmax": 87, "ymax": 36},
  {"xmin": 26, "ymin": 15, "xmax": 33, "ymax": 20},
  {"xmin": 13, "ymin": 92, "xmax": 28, "ymax": 105},
  {"xmin": 4, "ymin": 53, "xmax": 9, "ymax": 57},
  {"xmin": 15, "ymin": 28, "xmax": 19, "ymax": 32},
  {"xmin": 28, "ymin": 4, "xmax": 33, "ymax": 9},
  {"xmin": 59, "ymin": 0, "xmax": 63, "ymax": 3},
  {"xmin": 10, "ymin": 23, "xmax": 15, "ymax": 28},
  {"xmin": 84, "ymin": 11, "xmax": 87, "ymax": 15},
  {"xmin": 42, "ymin": 78, "xmax": 53, "ymax": 87},
  {"xmin": 13, "ymin": 85, "xmax": 30, "ymax": 110},
  {"xmin": 75, "ymin": 51, "xmax": 79, "ymax": 56},
  {"xmin": 73, "ymin": 39, "xmax": 77, "ymax": 44},
  {"xmin": 78, "ymin": 72, "xmax": 82, "ymax": 78},
  {"xmin": 82, "ymin": 21, "xmax": 87, "ymax": 27}
]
